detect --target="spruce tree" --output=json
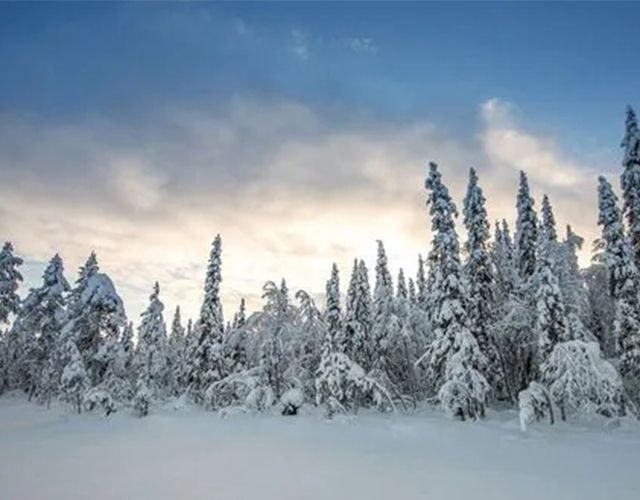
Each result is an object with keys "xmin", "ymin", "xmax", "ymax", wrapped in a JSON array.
[
  {"xmin": 396, "ymin": 268, "xmax": 407, "ymax": 301},
  {"xmin": 0, "ymin": 242, "xmax": 23, "ymax": 325},
  {"xmin": 343, "ymin": 259, "xmax": 373, "ymax": 370},
  {"xmin": 515, "ymin": 171, "xmax": 539, "ymax": 281},
  {"xmin": 417, "ymin": 162, "xmax": 489, "ymax": 419},
  {"xmin": 416, "ymin": 254, "xmax": 427, "ymax": 309},
  {"xmin": 462, "ymin": 168, "xmax": 503, "ymax": 394},
  {"xmin": 325, "ymin": 264, "xmax": 341, "ymax": 349},
  {"xmin": 541, "ymin": 194, "xmax": 558, "ymax": 243},
  {"xmin": 135, "ymin": 282, "xmax": 170, "ymax": 400},
  {"xmin": 621, "ymin": 106, "xmax": 640, "ymax": 267},
  {"xmin": 169, "ymin": 306, "xmax": 186, "ymax": 391},
  {"xmin": 372, "ymin": 240, "xmax": 394, "ymax": 371},
  {"xmin": 597, "ymin": 176, "xmax": 640, "ymax": 384},
  {"xmin": 187, "ymin": 235, "xmax": 226, "ymax": 402}
]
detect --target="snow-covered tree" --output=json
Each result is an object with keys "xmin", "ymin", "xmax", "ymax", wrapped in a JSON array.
[
  {"xmin": 64, "ymin": 253, "xmax": 127, "ymax": 387},
  {"xmin": 396, "ymin": 268, "xmax": 407, "ymax": 301},
  {"xmin": 59, "ymin": 340, "xmax": 89, "ymax": 414},
  {"xmin": 597, "ymin": 176, "xmax": 640, "ymax": 363},
  {"xmin": 343, "ymin": 259, "xmax": 373, "ymax": 370},
  {"xmin": 620, "ymin": 105, "xmax": 640, "ymax": 267},
  {"xmin": 168, "ymin": 306, "xmax": 187, "ymax": 392},
  {"xmin": 491, "ymin": 220, "xmax": 519, "ymax": 298},
  {"xmin": 134, "ymin": 282, "xmax": 170, "ymax": 402},
  {"xmin": 9, "ymin": 254, "xmax": 70, "ymax": 402},
  {"xmin": 462, "ymin": 167, "xmax": 503, "ymax": 395},
  {"xmin": 417, "ymin": 162, "xmax": 489, "ymax": 419},
  {"xmin": 515, "ymin": 171, "xmax": 538, "ymax": 281},
  {"xmin": 371, "ymin": 240, "xmax": 394, "ymax": 374},
  {"xmin": 0, "ymin": 242, "xmax": 23, "ymax": 325},
  {"xmin": 534, "ymin": 237, "xmax": 568, "ymax": 365},
  {"xmin": 540, "ymin": 194, "xmax": 558, "ymax": 243},
  {"xmin": 416, "ymin": 254, "xmax": 427, "ymax": 309},
  {"xmin": 224, "ymin": 298, "xmax": 248, "ymax": 377},
  {"xmin": 187, "ymin": 235, "xmax": 226, "ymax": 403},
  {"xmin": 325, "ymin": 264, "xmax": 341, "ymax": 349}
]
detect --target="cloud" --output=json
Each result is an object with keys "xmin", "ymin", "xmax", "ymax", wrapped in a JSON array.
[
  {"xmin": 0, "ymin": 98, "xmax": 601, "ymax": 323},
  {"xmin": 343, "ymin": 37, "xmax": 378, "ymax": 54},
  {"xmin": 290, "ymin": 29, "xmax": 311, "ymax": 60}
]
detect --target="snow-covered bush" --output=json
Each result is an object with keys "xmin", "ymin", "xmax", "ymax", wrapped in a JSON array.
[
  {"xmin": 518, "ymin": 382, "xmax": 555, "ymax": 432},
  {"xmin": 60, "ymin": 341, "xmax": 89, "ymax": 414},
  {"xmin": 315, "ymin": 351, "xmax": 394, "ymax": 416},
  {"xmin": 83, "ymin": 387, "xmax": 116, "ymax": 416},
  {"xmin": 280, "ymin": 387, "xmax": 304, "ymax": 415},
  {"xmin": 133, "ymin": 378, "xmax": 152, "ymax": 418},
  {"xmin": 541, "ymin": 340, "xmax": 625, "ymax": 420}
]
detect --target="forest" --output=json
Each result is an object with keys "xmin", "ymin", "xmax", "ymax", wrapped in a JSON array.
[{"xmin": 1, "ymin": 107, "xmax": 640, "ymax": 431}]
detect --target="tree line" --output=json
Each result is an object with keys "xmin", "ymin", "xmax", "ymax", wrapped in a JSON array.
[{"xmin": 1, "ymin": 107, "xmax": 640, "ymax": 428}]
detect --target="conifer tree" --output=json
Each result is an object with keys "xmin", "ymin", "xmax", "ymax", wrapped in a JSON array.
[
  {"xmin": 492, "ymin": 220, "xmax": 519, "ymax": 298},
  {"xmin": 407, "ymin": 277, "xmax": 417, "ymax": 305},
  {"xmin": 325, "ymin": 264, "xmax": 341, "ymax": 348},
  {"xmin": 135, "ymin": 282, "xmax": 170, "ymax": 400},
  {"xmin": 462, "ymin": 168, "xmax": 503, "ymax": 394},
  {"xmin": 541, "ymin": 194, "xmax": 558, "ymax": 243},
  {"xmin": 416, "ymin": 254, "xmax": 427, "ymax": 309},
  {"xmin": 417, "ymin": 162, "xmax": 489, "ymax": 420},
  {"xmin": 396, "ymin": 268, "xmax": 407, "ymax": 301},
  {"xmin": 169, "ymin": 306, "xmax": 187, "ymax": 391},
  {"xmin": 597, "ymin": 176, "xmax": 640, "ymax": 386},
  {"xmin": 0, "ymin": 242, "xmax": 23, "ymax": 325},
  {"xmin": 372, "ymin": 240, "xmax": 394, "ymax": 370},
  {"xmin": 621, "ymin": 106, "xmax": 640, "ymax": 267},
  {"xmin": 515, "ymin": 171, "xmax": 539, "ymax": 281},
  {"xmin": 344, "ymin": 259, "xmax": 373, "ymax": 370},
  {"xmin": 187, "ymin": 235, "xmax": 226, "ymax": 402}
]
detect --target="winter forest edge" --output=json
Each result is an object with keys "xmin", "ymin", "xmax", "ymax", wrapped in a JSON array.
[{"xmin": 3, "ymin": 108, "xmax": 640, "ymax": 432}]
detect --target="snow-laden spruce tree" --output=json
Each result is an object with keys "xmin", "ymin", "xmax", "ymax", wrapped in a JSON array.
[
  {"xmin": 462, "ymin": 167, "xmax": 504, "ymax": 396},
  {"xmin": 598, "ymin": 176, "xmax": 640, "ymax": 394},
  {"xmin": 168, "ymin": 306, "xmax": 187, "ymax": 393},
  {"xmin": 59, "ymin": 339, "xmax": 89, "ymax": 414},
  {"xmin": 534, "ymin": 234, "xmax": 568, "ymax": 366},
  {"xmin": 416, "ymin": 254, "xmax": 428, "ymax": 310},
  {"xmin": 407, "ymin": 277, "xmax": 416, "ymax": 304},
  {"xmin": 9, "ymin": 254, "xmax": 70, "ymax": 403},
  {"xmin": 371, "ymin": 240, "xmax": 394, "ymax": 373},
  {"xmin": 63, "ymin": 252, "xmax": 127, "ymax": 388},
  {"xmin": 187, "ymin": 235, "xmax": 226, "ymax": 404},
  {"xmin": 343, "ymin": 259, "xmax": 373, "ymax": 371},
  {"xmin": 134, "ymin": 282, "xmax": 170, "ymax": 407},
  {"xmin": 621, "ymin": 105, "xmax": 640, "ymax": 268},
  {"xmin": 224, "ymin": 298, "xmax": 248, "ymax": 377},
  {"xmin": 515, "ymin": 171, "xmax": 539, "ymax": 281},
  {"xmin": 396, "ymin": 268, "xmax": 407, "ymax": 301},
  {"xmin": 491, "ymin": 219, "xmax": 519, "ymax": 298},
  {"xmin": 417, "ymin": 162, "xmax": 490, "ymax": 420},
  {"xmin": 325, "ymin": 264, "xmax": 342, "ymax": 349},
  {"xmin": 0, "ymin": 242, "xmax": 23, "ymax": 325},
  {"xmin": 540, "ymin": 194, "xmax": 558, "ymax": 243}
]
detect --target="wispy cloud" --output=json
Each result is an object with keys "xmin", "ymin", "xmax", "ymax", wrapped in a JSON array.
[
  {"xmin": 343, "ymin": 37, "xmax": 378, "ymax": 54},
  {"xmin": 0, "ymin": 98, "xmax": 602, "ymax": 322},
  {"xmin": 290, "ymin": 29, "xmax": 311, "ymax": 60}
]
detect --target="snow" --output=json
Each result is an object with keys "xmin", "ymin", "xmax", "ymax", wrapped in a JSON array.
[{"xmin": 1, "ymin": 395, "xmax": 639, "ymax": 500}]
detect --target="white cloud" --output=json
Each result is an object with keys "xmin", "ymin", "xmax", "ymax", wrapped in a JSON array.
[
  {"xmin": 0, "ymin": 98, "xmax": 601, "ymax": 323},
  {"xmin": 343, "ymin": 37, "xmax": 378, "ymax": 54},
  {"xmin": 290, "ymin": 29, "xmax": 311, "ymax": 60}
]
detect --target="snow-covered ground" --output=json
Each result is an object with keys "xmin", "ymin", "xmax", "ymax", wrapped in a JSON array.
[{"xmin": 1, "ymin": 395, "xmax": 639, "ymax": 500}]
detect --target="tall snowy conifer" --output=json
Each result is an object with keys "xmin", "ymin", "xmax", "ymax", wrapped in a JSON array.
[
  {"xmin": 621, "ymin": 106, "xmax": 640, "ymax": 267},
  {"xmin": 417, "ymin": 162, "xmax": 489, "ymax": 420},
  {"xmin": 515, "ymin": 171, "xmax": 539, "ymax": 281},
  {"xmin": 597, "ymin": 176, "xmax": 640, "ymax": 383},
  {"xmin": 187, "ymin": 235, "xmax": 226, "ymax": 402},
  {"xmin": 0, "ymin": 242, "xmax": 23, "ymax": 325},
  {"xmin": 462, "ymin": 168, "xmax": 503, "ymax": 393}
]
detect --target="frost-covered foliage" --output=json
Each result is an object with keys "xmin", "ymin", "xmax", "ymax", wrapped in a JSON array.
[
  {"xmin": 541, "ymin": 341, "xmax": 625, "ymax": 420},
  {"xmin": 134, "ymin": 283, "xmax": 170, "ymax": 400},
  {"xmin": 462, "ymin": 168, "xmax": 503, "ymax": 396},
  {"xmin": 621, "ymin": 105, "xmax": 640, "ymax": 268},
  {"xmin": 187, "ymin": 235, "xmax": 226, "ymax": 403},
  {"xmin": 417, "ymin": 162, "xmax": 489, "ymax": 419},
  {"xmin": 342, "ymin": 259, "xmax": 373, "ymax": 370},
  {"xmin": 518, "ymin": 382, "xmax": 555, "ymax": 431},
  {"xmin": 597, "ymin": 176, "xmax": 640, "ymax": 388},
  {"xmin": 59, "ymin": 340, "xmax": 89, "ymax": 414},
  {"xmin": 515, "ymin": 171, "xmax": 538, "ymax": 281},
  {"xmin": 0, "ymin": 242, "xmax": 23, "ymax": 325}
]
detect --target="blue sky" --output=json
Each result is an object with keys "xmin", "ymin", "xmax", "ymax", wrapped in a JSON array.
[{"xmin": 0, "ymin": 2, "xmax": 637, "ymax": 320}]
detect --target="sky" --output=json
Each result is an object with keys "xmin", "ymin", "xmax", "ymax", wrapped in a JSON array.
[{"xmin": 1, "ymin": 1, "xmax": 638, "ymax": 323}]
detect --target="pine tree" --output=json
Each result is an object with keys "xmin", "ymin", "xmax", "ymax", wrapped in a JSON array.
[
  {"xmin": 515, "ymin": 171, "xmax": 539, "ymax": 281},
  {"xmin": 60, "ymin": 339, "xmax": 89, "ymax": 414},
  {"xmin": 187, "ymin": 235, "xmax": 226, "ymax": 402},
  {"xmin": 416, "ymin": 254, "xmax": 427, "ymax": 309},
  {"xmin": 597, "ymin": 176, "xmax": 640, "ymax": 386},
  {"xmin": 407, "ymin": 277, "xmax": 417, "ymax": 305},
  {"xmin": 224, "ymin": 298, "xmax": 248, "ymax": 378},
  {"xmin": 417, "ymin": 162, "xmax": 489, "ymax": 420},
  {"xmin": 620, "ymin": 106, "xmax": 640, "ymax": 267},
  {"xmin": 462, "ymin": 168, "xmax": 503, "ymax": 395},
  {"xmin": 492, "ymin": 219, "xmax": 519, "ymax": 298},
  {"xmin": 0, "ymin": 242, "xmax": 23, "ymax": 325}
]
